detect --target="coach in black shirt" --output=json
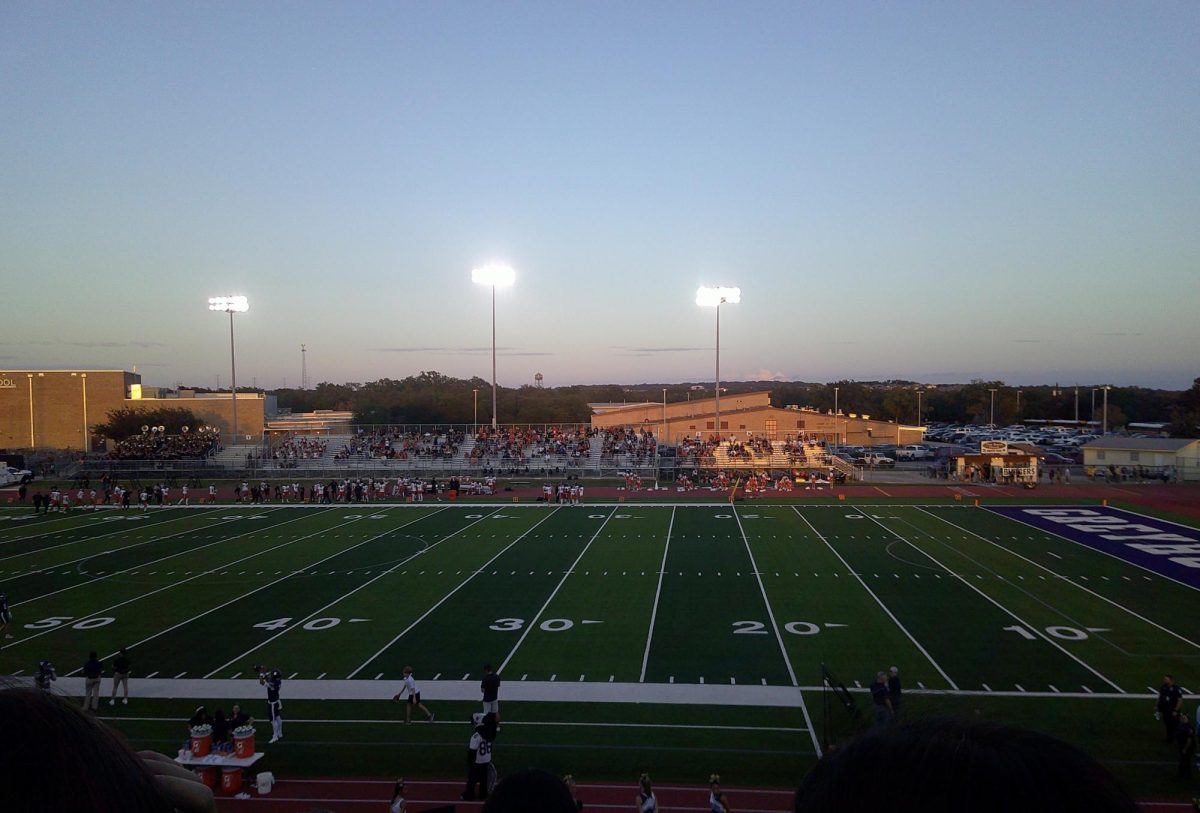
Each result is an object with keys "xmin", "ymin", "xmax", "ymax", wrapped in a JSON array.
[
  {"xmin": 481, "ymin": 664, "xmax": 501, "ymax": 722},
  {"xmin": 1157, "ymin": 674, "xmax": 1184, "ymax": 742}
]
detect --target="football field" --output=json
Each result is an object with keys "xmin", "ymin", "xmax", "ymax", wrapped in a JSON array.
[{"xmin": 2, "ymin": 500, "xmax": 1199, "ymax": 792}]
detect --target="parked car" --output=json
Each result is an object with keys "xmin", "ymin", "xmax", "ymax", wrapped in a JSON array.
[
  {"xmin": 855, "ymin": 453, "xmax": 895, "ymax": 467},
  {"xmin": 895, "ymin": 444, "xmax": 932, "ymax": 461}
]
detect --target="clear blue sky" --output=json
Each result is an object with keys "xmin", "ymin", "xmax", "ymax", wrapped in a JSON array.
[{"xmin": 2, "ymin": 2, "xmax": 1197, "ymax": 389}]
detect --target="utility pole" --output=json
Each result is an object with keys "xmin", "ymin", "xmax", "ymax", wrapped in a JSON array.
[{"xmin": 301, "ymin": 344, "xmax": 308, "ymax": 390}]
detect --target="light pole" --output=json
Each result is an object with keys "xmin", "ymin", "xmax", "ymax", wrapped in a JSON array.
[
  {"xmin": 472, "ymin": 388, "xmax": 479, "ymax": 432},
  {"xmin": 988, "ymin": 388, "xmax": 997, "ymax": 427},
  {"xmin": 662, "ymin": 388, "xmax": 668, "ymax": 445},
  {"xmin": 1074, "ymin": 386, "xmax": 1079, "ymax": 423},
  {"xmin": 916, "ymin": 389, "xmax": 922, "ymax": 428},
  {"xmin": 834, "ymin": 386, "xmax": 840, "ymax": 445},
  {"xmin": 27, "ymin": 373, "xmax": 35, "ymax": 447},
  {"xmin": 1102, "ymin": 385, "xmax": 1111, "ymax": 434},
  {"xmin": 1091, "ymin": 388, "xmax": 1098, "ymax": 425},
  {"xmin": 208, "ymin": 295, "xmax": 249, "ymax": 446},
  {"xmin": 1016, "ymin": 390, "xmax": 1022, "ymax": 420},
  {"xmin": 472, "ymin": 264, "xmax": 516, "ymax": 429},
  {"xmin": 72, "ymin": 372, "xmax": 89, "ymax": 452},
  {"xmin": 696, "ymin": 286, "xmax": 740, "ymax": 442}
]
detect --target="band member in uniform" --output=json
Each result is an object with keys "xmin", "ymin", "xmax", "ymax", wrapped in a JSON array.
[
  {"xmin": 392, "ymin": 666, "xmax": 435, "ymax": 724},
  {"xmin": 257, "ymin": 666, "xmax": 284, "ymax": 742}
]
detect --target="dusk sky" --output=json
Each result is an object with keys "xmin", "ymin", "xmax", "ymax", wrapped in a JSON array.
[{"xmin": 2, "ymin": 2, "xmax": 1197, "ymax": 390}]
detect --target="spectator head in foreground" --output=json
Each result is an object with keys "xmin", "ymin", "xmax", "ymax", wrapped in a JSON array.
[
  {"xmin": 0, "ymin": 684, "xmax": 215, "ymax": 813},
  {"xmin": 794, "ymin": 717, "xmax": 1137, "ymax": 813},
  {"xmin": 483, "ymin": 768, "xmax": 578, "ymax": 813}
]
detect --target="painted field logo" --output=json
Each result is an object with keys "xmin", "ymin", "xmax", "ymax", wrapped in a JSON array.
[
  {"xmin": 0, "ymin": 378, "xmax": 16, "ymax": 389},
  {"xmin": 988, "ymin": 506, "xmax": 1200, "ymax": 589}
]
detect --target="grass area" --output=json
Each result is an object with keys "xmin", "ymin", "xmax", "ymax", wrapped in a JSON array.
[{"xmin": 2, "ymin": 500, "xmax": 1198, "ymax": 799}]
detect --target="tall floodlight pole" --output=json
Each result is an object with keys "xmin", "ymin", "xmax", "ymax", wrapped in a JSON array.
[
  {"xmin": 988, "ymin": 388, "xmax": 997, "ymax": 427},
  {"xmin": 1016, "ymin": 390, "xmax": 1022, "ymax": 420},
  {"xmin": 27, "ymin": 373, "xmax": 35, "ymax": 447},
  {"xmin": 662, "ymin": 388, "xmax": 668, "ymax": 445},
  {"xmin": 301, "ymin": 344, "xmax": 308, "ymax": 390},
  {"xmin": 1091, "ymin": 388, "xmax": 1098, "ymax": 425},
  {"xmin": 472, "ymin": 388, "xmax": 479, "ymax": 432},
  {"xmin": 1102, "ymin": 385, "xmax": 1111, "ymax": 434},
  {"xmin": 72, "ymin": 372, "xmax": 89, "ymax": 452},
  {"xmin": 916, "ymin": 389, "xmax": 922, "ymax": 428},
  {"xmin": 696, "ymin": 287, "xmax": 740, "ymax": 441},
  {"xmin": 472, "ymin": 264, "xmax": 516, "ymax": 430},
  {"xmin": 208, "ymin": 295, "xmax": 249, "ymax": 446},
  {"xmin": 834, "ymin": 386, "xmax": 840, "ymax": 445},
  {"xmin": 1074, "ymin": 386, "xmax": 1079, "ymax": 423}
]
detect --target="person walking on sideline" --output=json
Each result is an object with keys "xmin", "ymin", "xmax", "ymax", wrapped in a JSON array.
[
  {"xmin": 888, "ymin": 666, "xmax": 903, "ymax": 717},
  {"xmin": 0, "ymin": 592, "xmax": 12, "ymax": 639},
  {"xmin": 462, "ymin": 712, "xmax": 498, "ymax": 801},
  {"xmin": 1157, "ymin": 674, "xmax": 1184, "ymax": 743},
  {"xmin": 871, "ymin": 671, "xmax": 894, "ymax": 728},
  {"xmin": 82, "ymin": 651, "xmax": 103, "ymax": 711},
  {"xmin": 393, "ymin": 666, "xmax": 435, "ymax": 724},
  {"xmin": 1178, "ymin": 711, "xmax": 1197, "ymax": 780},
  {"xmin": 109, "ymin": 648, "xmax": 131, "ymax": 705},
  {"xmin": 481, "ymin": 663, "xmax": 501, "ymax": 722},
  {"xmin": 35, "ymin": 659, "xmax": 56, "ymax": 690},
  {"xmin": 257, "ymin": 666, "xmax": 284, "ymax": 743}
]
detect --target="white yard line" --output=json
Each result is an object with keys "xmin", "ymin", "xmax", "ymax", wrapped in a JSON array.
[
  {"xmin": 639, "ymin": 506, "xmax": 675, "ymax": 683},
  {"xmin": 733, "ymin": 507, "xmax": 821, "ymax": 759},
  {"xmin": 350, "ymin": 508, "xmax": 565, "ymax": 678},
  {"xmin": 203, "ymin": 507, "xmax": 492, "ymax": 677},
  {"xmin": 71, "ymin": 508, "xmax": 417, "ymax": 676},
  {"xmin": 863, "ymin": 513, "xmax": 1126, "ymax": 693},
  {"xmin": 790, "ymin": 506, "xmax": 959, "ymax": 690},
  {"xmin": 919, "ymin": 507, "xmax": 1200, "ymax": 651},
  {"xmin": 498, "ymin": 509, "xmax": 617, "ymax": 673},
  {"xmin": 85, "ymin": 508, "xmax": 437, "ymax": 674},
  {"xmin": 0, "ymin": 508, "xmax": 195, "ymax": 549},
  {"xmin": 9, "ymin": 509, "xmax": 260, "ymax": 605}
]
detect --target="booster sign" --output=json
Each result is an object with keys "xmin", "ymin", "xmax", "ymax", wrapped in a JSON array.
[{"xmin": 988, "ymin": 506, "xmax": 1200, "ymax": 589}]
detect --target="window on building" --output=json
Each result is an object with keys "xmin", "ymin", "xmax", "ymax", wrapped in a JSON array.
[{"xmin": 764, "ymin": 419, "xmax": 777, "ymax": 439}]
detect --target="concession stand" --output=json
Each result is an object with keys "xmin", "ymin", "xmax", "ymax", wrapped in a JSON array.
[{"xmin": 954, "ymin": 440, "xmax": 1038, "ymax": 487}]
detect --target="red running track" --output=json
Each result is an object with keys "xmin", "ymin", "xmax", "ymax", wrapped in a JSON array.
[
  {"xmin": 216, "ymin": 776, "xmax": 795, "ymax": 812},
  {"xmin": 212, "ymin": 777, "xmax": 1193, "ymax": 812}
]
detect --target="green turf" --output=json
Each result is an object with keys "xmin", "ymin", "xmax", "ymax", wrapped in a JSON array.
[{"xmin": 3, "ymin": 500, "xmax": 1199, "ymax": 800}]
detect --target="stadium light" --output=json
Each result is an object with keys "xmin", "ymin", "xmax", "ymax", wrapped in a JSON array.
[
  {"xmin": 696, "ymin": 286, "xmax": 740, "ymax": 441},
  {"xmin": 472, "ymin": 264, "xmax": 516, "ymax": 429},
  {"xmin": 208, "ymin": 295, "xmax": 250, "ymax": 445}
]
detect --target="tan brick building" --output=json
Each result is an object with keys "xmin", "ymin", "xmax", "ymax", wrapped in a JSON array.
[
  {"xmin": 589, "ymin": 390, "xmax": 924, "ymax": 446},
  {"xmin": 0, "ymin": 369, "xmax": 265, "ymax": 451}
]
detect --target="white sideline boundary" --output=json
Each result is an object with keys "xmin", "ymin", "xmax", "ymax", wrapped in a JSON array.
[{"xmin": 26, "ymin": 676, "xmax": 1156, "ymax": 703}]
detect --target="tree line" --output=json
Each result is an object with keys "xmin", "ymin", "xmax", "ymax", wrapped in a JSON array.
[{"xmin": 271, "ymin": 371, "xmax": 1199, "ymax": 437}]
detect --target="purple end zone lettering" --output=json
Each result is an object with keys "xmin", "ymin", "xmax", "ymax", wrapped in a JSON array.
[{"xmin": 987, "ymin": 506, "xmax": 1200, "ymax": 590}]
